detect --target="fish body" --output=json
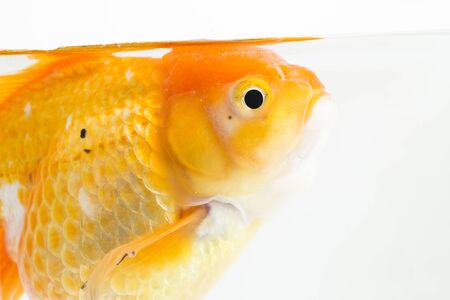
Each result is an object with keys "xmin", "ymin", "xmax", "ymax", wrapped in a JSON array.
[{"xmin": 0, "ymin": 39, "xmax": 328, "ymax": 299}]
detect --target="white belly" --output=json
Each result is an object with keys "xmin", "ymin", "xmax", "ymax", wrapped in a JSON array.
[{"xmin": 0, "ymin": 181, "xmax": 25, "ymax": 260}]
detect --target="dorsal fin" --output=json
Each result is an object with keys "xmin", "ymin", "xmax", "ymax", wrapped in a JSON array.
[
  {"xmin": 0, "ymin": 37, "xmax": 320, "ymax": 108},
  {"xmin": 0, "ymin": 53, "xmax": 96, "ymax": 108},
  {"xmin": 0, "ymin": 37, "xmax": 318, "ymax": 56}
]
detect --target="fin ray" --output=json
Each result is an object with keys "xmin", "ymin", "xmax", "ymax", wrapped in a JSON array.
[
  {"xmin": 0, "ymin": 53, "xmax": 100, "ymax": 108},
  {"xmin": 83, "ymin": 206, "xmax": 207, "ymax": 299},
  {"xmin": 0, "ymin": 37, "xmax": 319, "ymax": 56}
]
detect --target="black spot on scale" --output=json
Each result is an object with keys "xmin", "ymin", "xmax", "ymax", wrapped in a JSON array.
[
  {"xmin": 83, "ymin": 149, "xmax": 91, "ymax": 154},
  {"xmin": 228, "ymin": 115, "xmax": 232, "ymax": 120},
  {"xmin": 116, "ymin": 253, "xmax": 128, "ymax": 266},
  {"xmin": 80, "ymin": 128, "xmax": 87, "ymax": 139}
]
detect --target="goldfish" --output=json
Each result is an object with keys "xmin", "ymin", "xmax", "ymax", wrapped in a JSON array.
[{"xmin": 0, "ymin": 38, "xmax": 329, "ymax": 300}]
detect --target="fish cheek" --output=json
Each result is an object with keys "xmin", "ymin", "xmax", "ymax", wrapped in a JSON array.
[
  {"xmin": 229, "ymin": 81, "xmax": 311, "ymax": 167},
  {"xmin": 264, "ymin": 81, "xmax": 313, "ymax": 159},
  {"xmin": 229, "ymin": 120, "xmax": 271, "ymax": 166},
  {"xmin": 166, "ymin": 94, "xmax": 228, "ymax": 178}
]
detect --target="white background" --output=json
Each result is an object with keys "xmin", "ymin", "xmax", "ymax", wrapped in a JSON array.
[
  {"xmin": 2, "ymin": 1, "xmax": 450, "ymax": 300},
  {"xmin": 0, "ymin": 0, "xmax": 449, "ymax": 49}
]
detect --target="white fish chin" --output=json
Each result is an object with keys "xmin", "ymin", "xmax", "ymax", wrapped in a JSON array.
[{"xmin": 200, "ymin": 95, "xmax": 336, "ymax": 225}]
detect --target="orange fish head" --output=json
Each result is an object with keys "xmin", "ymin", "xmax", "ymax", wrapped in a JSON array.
[{"xmin": 161, "ymin": 45, "xmax": 328, "ymax": 204}]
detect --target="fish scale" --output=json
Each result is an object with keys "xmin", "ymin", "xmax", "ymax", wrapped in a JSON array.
[
  {"xmin": 0, "ymin": 40, "xmax": 325, "ymax": 299},
  {"xmin": 0, "ymin": 56, "xmax": 179, "ymax": 298}
]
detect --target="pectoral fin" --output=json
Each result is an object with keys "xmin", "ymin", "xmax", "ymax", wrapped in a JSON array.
[{"xmin": 83, "ymin": 206, "xmax": 207, "ymax": 299}]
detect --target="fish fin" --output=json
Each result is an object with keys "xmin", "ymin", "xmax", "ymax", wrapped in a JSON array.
[
  {"xmin": 0, "ymin": 37, "xmax": 319, "ymax": 56},
  {"xmin": 0, "ymin": 53, "xmax": 99, "ymax": 108},
  {"xmin": 0, "ymin": 224, "xmax": 23, "ymax": 300},
  {"xmin": 83, "ymin": 206, "xmax": 207, "ymax": 299}
]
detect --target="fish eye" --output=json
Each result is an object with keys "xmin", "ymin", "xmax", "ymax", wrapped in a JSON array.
[
  {"xmin": 231, "ymin": 77, "xmax": 271, "ymax": 116},
  {"xmin": 243, "ymin": 88, "xmax": 265, "ymax": 109}
]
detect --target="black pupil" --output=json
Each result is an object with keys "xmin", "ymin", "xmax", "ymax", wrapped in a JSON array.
[{"xmin": 244, "ymin": 89, "xmax": 264, "ymax": 109}]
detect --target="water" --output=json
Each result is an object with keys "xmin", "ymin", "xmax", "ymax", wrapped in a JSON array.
[
  {"xmin": 206, "ymin": 33, "xmax": 450, "ymax": 300},
  {"xmin": 2, "ymin": 33, "xmax": 450, "ymax": 299}
]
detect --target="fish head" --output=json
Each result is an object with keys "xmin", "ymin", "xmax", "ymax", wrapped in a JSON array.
[{"xmin": 162, "ymin": 45, "xmax": 330, "ymax": 210}]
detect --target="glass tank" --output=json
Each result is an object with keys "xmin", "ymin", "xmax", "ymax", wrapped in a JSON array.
[{"xmin": 0, "ymin": 33, "xmax": 449, "ymax": 300}]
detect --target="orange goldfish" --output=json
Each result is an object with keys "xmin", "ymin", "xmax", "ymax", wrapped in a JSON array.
[{"xmin": 0, "ymin": 38, "xmax": 329, "ymax": 299}]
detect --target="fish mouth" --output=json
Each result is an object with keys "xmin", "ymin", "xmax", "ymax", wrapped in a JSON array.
[
  {"xmin": 270, "ymin": 94, "xmax": 336, "ymax": 195},
  {"xmin": 289, "ymin": 94, "xmax": 335, "ymax": 168}
]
